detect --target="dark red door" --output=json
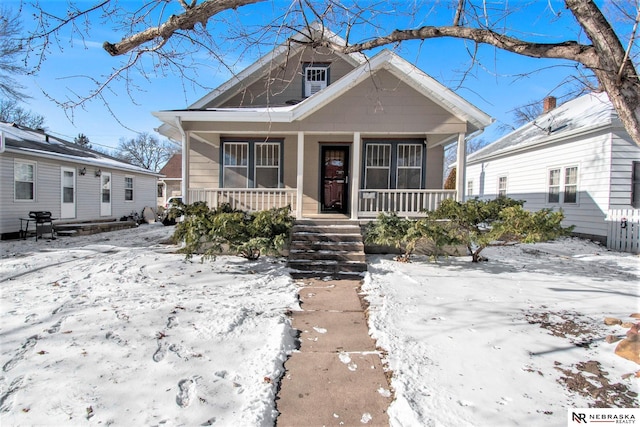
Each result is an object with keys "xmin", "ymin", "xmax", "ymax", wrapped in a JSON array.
[{"xmin": 321, "ymin": 146, "xmax": 349, "ymax": 213}]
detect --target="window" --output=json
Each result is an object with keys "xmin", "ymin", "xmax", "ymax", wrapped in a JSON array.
[
  {"xmin": 62, "ymin": 170, "xmax": 74, "ymax": 203},
  {"xmin": 223, "ymin": 142, "xmax": 249, "ymax": 188},
  {"xmin": 15, "ymin": 160, "xmax": 35, "ymax": 201},
  {"xmin": 633, "ymin": 161, "xmax": 640, "ymax": 208},
  {"xmin": 498, "ymin": 176, "xmax": 507, "ymax": 197},
  {"xmin": 255, "ymin": 143, "xmax": 280, "ymax": 188},
  {"xmin": 364, "ymin": 144, "xmax": 391, "ymax": 189},
  {"xmin": 221, "ymin": 140, "xmax": 282, "ymax": 188},
  {"xmin": 467, "ymin": 180, "xmax": 474, "ymax": 197},
  {"xmin": 548, "ymin": 168, "xmax": 561, "ymax": 203},
  {"xmin": 397, "ymin": 144, "xmax": 422, "ymax": 189},
  {"xmin": 564, "ymin": 166, "xmax": 578, "ymax": 204},
  {"xmin": 124, "ymin": 177, "xmax": 134, "ymax": 201},
  {"xmin": 157, "ymin": 183, "xmax": 164, "ymax": 198},
  {"xmin": 304, "ymin": 65, "xmax": 328, "ymax": 97}
]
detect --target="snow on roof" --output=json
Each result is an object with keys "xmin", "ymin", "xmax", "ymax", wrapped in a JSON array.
[
  {"xmin": 1, "ymin": 122, "xmax": 160, "ymax": 176},
  {"xmin": 468, "ymin": 92, "xmax": 616, "ymax": 162}
]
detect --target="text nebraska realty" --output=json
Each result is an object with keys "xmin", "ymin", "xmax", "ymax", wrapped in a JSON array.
[{"xmin": 572, "ymin": 412, "xmax": 636, "ymax": 424}]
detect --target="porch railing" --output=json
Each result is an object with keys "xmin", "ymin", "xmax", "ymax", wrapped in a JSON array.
[
  {"xmin": 358, "ymin": 189, "xmax": 456, "ymax": 217},
  {"xmin": 188, "ymin": 188, "xmax": 297, "ymax": 213}
]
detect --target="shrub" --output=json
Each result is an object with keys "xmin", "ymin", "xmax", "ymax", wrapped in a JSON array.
[{"xmin": 172, "ymin": 203, "xmax": 294, "ymax": 261}]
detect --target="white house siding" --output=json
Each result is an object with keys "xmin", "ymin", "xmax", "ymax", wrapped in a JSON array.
[
  {"xmin": 609, "ymin": 127, "xmax": 640, "ymax": 208},
  {"xmin": 466, "ymin": 128, "xmax": 615, "ymax": 240},
  {"xmin": 1, "ymin": 152, "xmax": 158, "ymax": 237}
]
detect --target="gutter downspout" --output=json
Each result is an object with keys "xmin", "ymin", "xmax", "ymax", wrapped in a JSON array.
[{"xmin": 175, "ymin": 117, "xmax": 189, "ymax": 204}]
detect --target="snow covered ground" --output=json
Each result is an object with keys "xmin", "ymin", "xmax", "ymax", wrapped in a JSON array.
[{"xmin": 1, "ymin": 224, "xmax": 638, "ymax": 426}]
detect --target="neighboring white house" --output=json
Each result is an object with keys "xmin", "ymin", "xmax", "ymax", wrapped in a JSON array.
[
  {"xmin": 0, "ymin": 122, "xmax": 162, "ymax": 239},
  {"xmin": 157, "ymin": 153, "xmax": 182, "ymax": 208},
  {"xmin": 466, "ymin": 92, "xmax": 640, "ymax": 245}
]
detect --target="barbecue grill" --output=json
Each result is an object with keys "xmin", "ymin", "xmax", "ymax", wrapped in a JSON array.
[{"xmin": 21, "ymin": 211, "xmax": 55, "ymax": 241}]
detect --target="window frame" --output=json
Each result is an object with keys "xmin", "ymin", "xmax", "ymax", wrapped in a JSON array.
[
  {"xmin": 124, "ymin": 176, "xmax": 134, "ymax": 202},
  {"xmin": 396, "ymin": 144, "xmax": 423, "ymax": 190},
  {"xmin": 361, "ymin": 139, "xmax": 425, "ymax": 190},
  {"xmin": 14, "ymin": 159, "xmax": 36, "ymax": 202},
  {"xmin": 364, "ymin": 143, "xmax": 391, "ymax": 189},
  {"xmin": 467, "ymin": 179, "xmax": 474, "ymax": 198},
  {"xmin": 220, "ymin": 139, "xmax": 284, "ymax": 189}
]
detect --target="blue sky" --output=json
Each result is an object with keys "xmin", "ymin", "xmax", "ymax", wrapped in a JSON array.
[{"xmin": 5, "ymin": 1, "xmax": 620, "ymax": 151}]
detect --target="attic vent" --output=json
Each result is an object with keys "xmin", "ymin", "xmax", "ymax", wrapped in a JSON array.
[{"xmin": 305, "ymin": 66, "xmax": 328, "ymax": 97}]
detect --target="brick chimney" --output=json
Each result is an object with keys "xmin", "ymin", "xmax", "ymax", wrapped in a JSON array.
[{"xmin": 543, "ymin": 96, "xmax": 557, "ymax": 113}]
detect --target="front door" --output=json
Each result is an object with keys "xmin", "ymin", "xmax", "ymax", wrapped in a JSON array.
[
  {"xmin": 100, "ymin": 172, "xmax": 112, "ymax": 217},
  {"xmin": 61, "ymin": 167, "xmax": 76, "ymax": 219},
  {"xmin": 321, "ymin": 146, "xmax": 349, "ymax": 213}
]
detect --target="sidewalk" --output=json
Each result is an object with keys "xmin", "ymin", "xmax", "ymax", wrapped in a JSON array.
[{"xmin": 276, "ymin": 279, "xmax": 392, "ymax": 426}]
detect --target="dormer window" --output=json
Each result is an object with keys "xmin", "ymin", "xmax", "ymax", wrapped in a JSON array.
[{"xmin": 304, "ymin": 64, "xmax": 329, "ymax": 97}]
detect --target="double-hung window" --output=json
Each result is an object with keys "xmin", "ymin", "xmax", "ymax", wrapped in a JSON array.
[
  {"xmin": 467, "ymin": 180, "xmax": 474, "ymax": 197},
  {"xmin": 222, "ymin": 140, "xmax": 282, "ymax": 188},
  {"xmin": 363, "ymin": 140, "xmax": 424, "ymax": 189},
  {"xmin": 396, "ymin": 144, "xmax": 422, "ymax": 189},
  {"xmin": 364, "ymin": 144, "xmax": 391, "ymax": 189},
  {"xmin": 15, "ymin": 160, "xmax": 35, "ymax": 201},
  {"xmin": 498, "ymin": 176, "xmax": 507, "ymax": 197},
  {"xmin": 124, "ymin": 177, "xmax": 134, "ymax": 201},
  {"xmin": 564, "ymin": 166, "xmax": 578, "ymax": 204},
  {"xmin": 548, "ymin": 168, "xmax": 561, "ymax": 203},
  {"xmin": 547, "ymin": 166, "xmax": 578, "ymax": 204}
]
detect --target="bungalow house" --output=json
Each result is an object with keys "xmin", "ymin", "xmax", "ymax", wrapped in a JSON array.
[
  {"xmin": 466, "ymin": 92, "xmax": 640, "ymax": 248},
  {"xmin": 0, "ymin": 122, "xmax": 161, "ymax": 239},
  {"xmin": 152, "ymin": 24, "xmax": 493, "ymax": 220},
  {"xmin": 157, "ymin": 153, "xmax": 182, "ymax": 208}
]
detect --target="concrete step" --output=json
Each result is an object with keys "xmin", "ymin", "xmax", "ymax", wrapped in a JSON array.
[
  {"xmin": 291, "ymin": 232, "xmax": 363, "ymax": 243},
  {"xmin": 292, "ymin": 224, "xmax": 362, "ymax": 234},
  {"xmin": 288, "ymin": 259, "xmax": 368, "ymax": 273},
  {"xmin": 289, "ymin": 241, "xmax": 364, "ymax": 252},
  {"xmin": 289, "ymin": 249, "xmax": 366, "ymax": 262}
]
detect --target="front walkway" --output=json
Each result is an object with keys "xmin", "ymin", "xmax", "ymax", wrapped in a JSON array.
[{"xmin": 276, "ymin": 279, "xmax": 392, "ymax": 426}]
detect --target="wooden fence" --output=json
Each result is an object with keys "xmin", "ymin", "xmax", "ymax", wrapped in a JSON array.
[{"xmin": 606, "ymin": 209, "xmax": 640, "ymax": 254}]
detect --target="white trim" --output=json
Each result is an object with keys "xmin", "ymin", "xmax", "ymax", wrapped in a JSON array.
[
  {"xmin": 296, "ymin": 132, "xmax": 304, "ymax": 219},
  {"xmin": 350, "ymin": 132, "xmax": 361, "ymax": 219},
  {"xmin": 14, "ymin": 158, "xmax": 36, "ymax": 202},
  {"xmin": 124, "ymin": 175, "xmax": 135, "ymax": 202}
]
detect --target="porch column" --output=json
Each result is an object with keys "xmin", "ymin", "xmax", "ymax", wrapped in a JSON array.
[
  {"xmin": 350, "ymin": 132, "xmax": 361, "ymax": 220},
  {"xmin": 296, "ymin": 131, "xmax": 304, "ymax": 219},
  {"xmin": 176, "ymin": 118, "xmax": 189, "ymax": 204},
  {"xmin": 456, "ymin": 132, "xmax": 466, "ymax": 202}
]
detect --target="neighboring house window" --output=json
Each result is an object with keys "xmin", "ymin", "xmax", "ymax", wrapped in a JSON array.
[
  {"xmin": 14, "ymin": 160, "xmax": 35, "ymax": 201},
  {"xmin": 498, "ymin": 176, "xmax": 507, "ymax": 197},
  {"xmin": 548, "ymin": 168, "xmax": 561, "ymax": 203},
  {"xmin": 364, "ymin": 144, "xmax": 391, "ymax": 189},
  {"xmin": 564, "ymin": 166, "xmax": 578, "ymax": 204},
  {"xmin": 467, "ymin": 180, "xmax": 474, "ymax": 197},
  {"xmin": 633, "ymin": 161, "xmax": 640, "ymax": 208},
  {"xmin": 363, "ymin": 140, "xmax": 424, "ymax": 189},
  {"xmin": 255, "ymin": 143, "xmax": 280, "ymax": 188},
  {"xmin": 124, "ymin": 177, "xmax": 134, "ymax": 201},
  {"xmin": 304, "ymin": 64, "xmax": 329, "ymax": 97},
  {"xmin": 221, "ymin": 140, "xmax": 283, "ymax": 188},
  {"xmin": 157, "ymin": 183, "xmax": 164, "ymax": 198},
  {"xmin": 397, "ymin": 144, "xmax": 422, "ymax": 189}
]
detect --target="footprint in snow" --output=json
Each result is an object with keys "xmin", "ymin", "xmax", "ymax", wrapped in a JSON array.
[
  {"xmin": 105, "ymin": 331, "xmax": 127, "ymax": 346},
  {"xmin": 3, "ymin": 335, "xmax": 38, "ymax": 372},
  {"xmin": 153, "ymin": 341, "xmax": 167, "ymax": 362},
  {"xmin": 166, "ymin": 316, "xmax": 179, "ymax": 329},
  {"xmin": 0, "ymin": 375, "xmax": 25, "ymax": 413},
  {"xmin": 176, "ymin": 378, "xmax": 197, "ymax": 408}
]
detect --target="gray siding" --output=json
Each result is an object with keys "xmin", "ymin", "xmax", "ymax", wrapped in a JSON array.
[
  {"xmin": 609, "ymin": 127, "xmax": 640, "ymax": 208},
  {"xmin": 1, "ymin": 152, "xmax": 158, "ymax": 236}
]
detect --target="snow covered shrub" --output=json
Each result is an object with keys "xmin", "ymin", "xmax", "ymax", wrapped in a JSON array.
[
  {"xmin": 364, "ymin": 212, "xmax": 423, "ymax": 262},
  {"xmin": 427, "ymin": 197, "xmax": 573, "ymax": 262},
  {"xmin": 172, "ymin": 203, "xmax": 293, "ymax": 261}
]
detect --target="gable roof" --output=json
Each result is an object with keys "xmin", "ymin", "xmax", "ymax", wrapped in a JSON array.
[
  {"xmin": 159, "ymin": 153, "xmax": 182, "ymax": 179},
  {"xmin": 468, "ymin": 92, "xmax": 618, "ymax": 163},
  {"xmin": 0, "ymin": 122, "xmax": 161, "ymax": 176},
  {"xmin": 189, "ymin": 23, "xmax": 366, "ymax": 109},
  {"xmin": 154, "ymin": 48, "xmax": 493, "ymax": 138}
]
